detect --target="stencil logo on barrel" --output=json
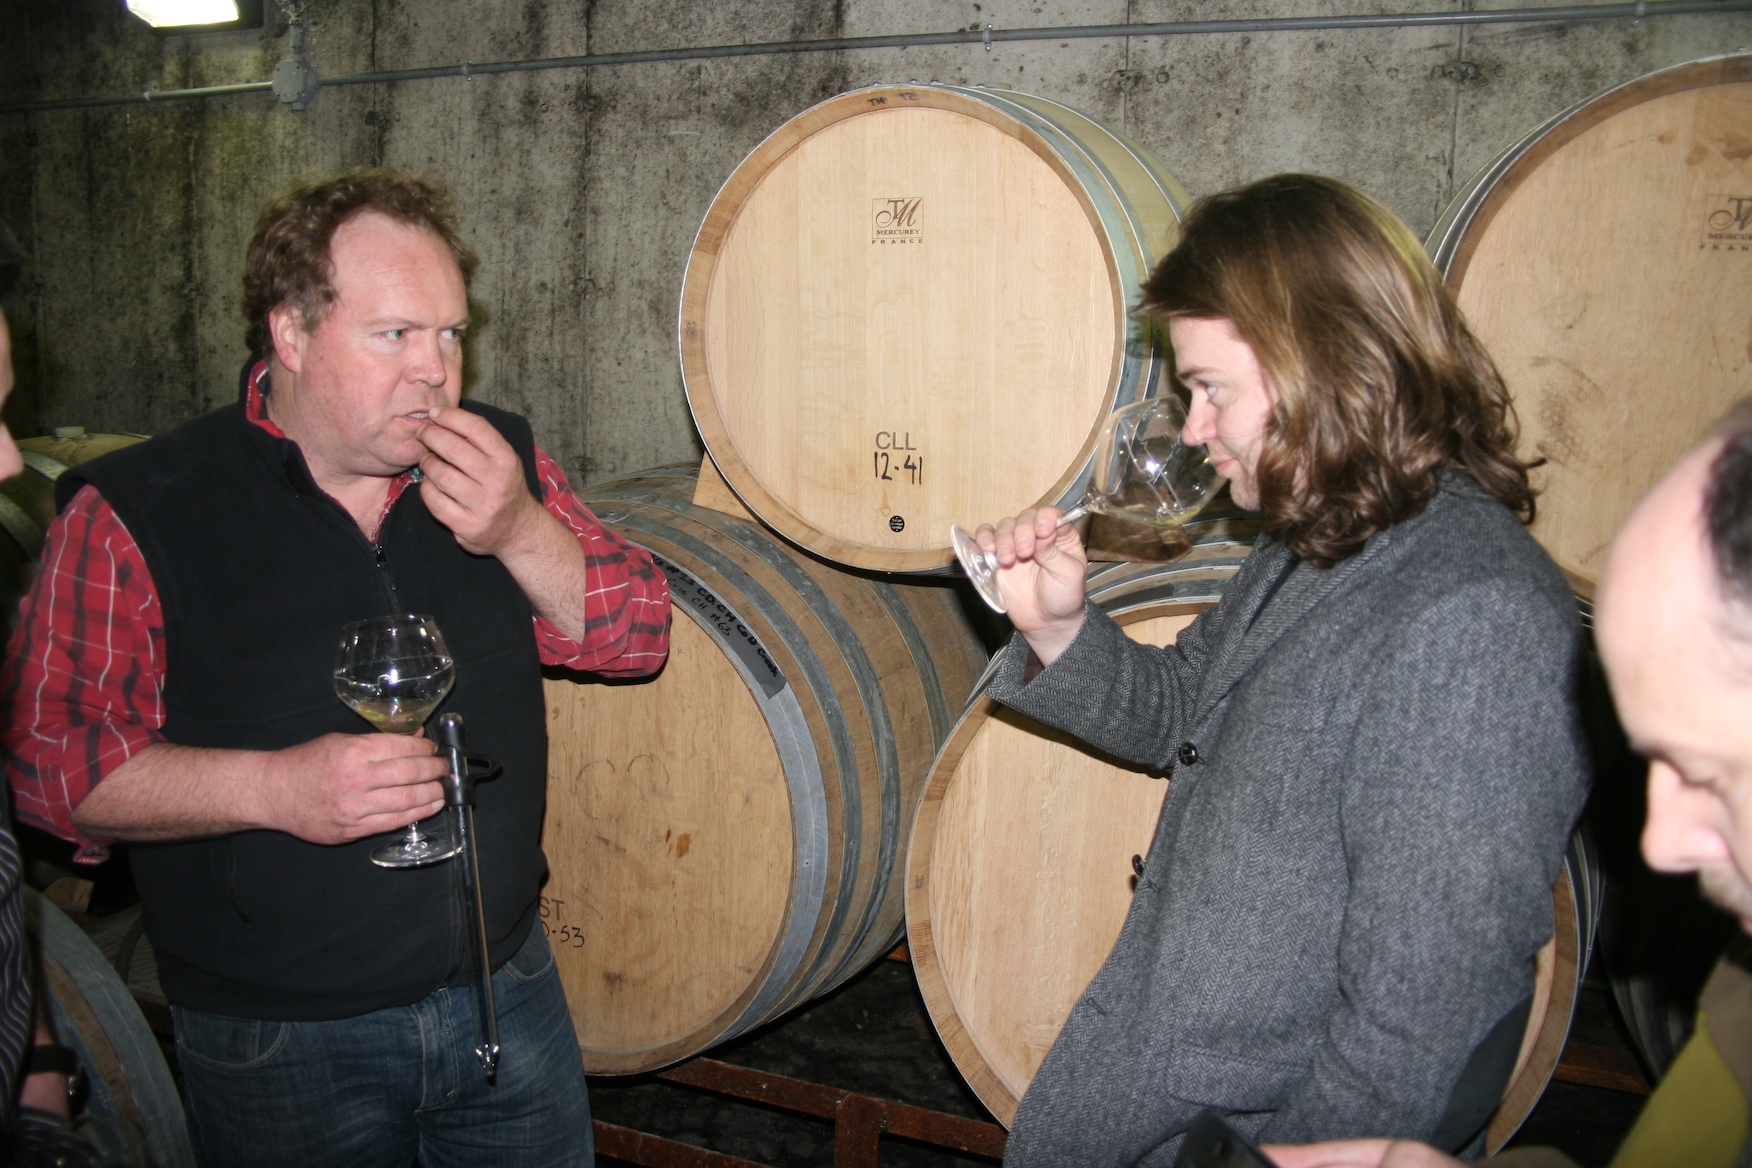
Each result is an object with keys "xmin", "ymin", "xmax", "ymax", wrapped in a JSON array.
[
  {"xmin": 651, "ymin": 554, "xmax": 788, "ymax": 699},
  {"xmin": 873, "ymin": 198, "xmax": 923, "ymax": 244},
  {"xmin": 1702, "ymin": 195, "xmax": 1752, "ymax": 252}
]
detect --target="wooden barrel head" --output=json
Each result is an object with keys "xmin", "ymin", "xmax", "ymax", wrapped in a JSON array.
[
  {"xmin": 1433, "ymin": 54, "xmax": 1752, "ymax": 584},
  {"xmin": 908, "ymin": 606, "xmax": 1203, "ymax": 1123},
  {"xmin": 682, "ymin": 85, "xmax": 1188, "ymax": 573},
  {"xmin": 543, "ymin": 613, "xmax": 794, "ymax": 1063}
]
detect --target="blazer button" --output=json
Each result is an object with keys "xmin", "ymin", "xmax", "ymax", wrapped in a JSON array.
[{"xmin": 1177, "ymin": 741, "xmax": 1199, "ymax": 766}]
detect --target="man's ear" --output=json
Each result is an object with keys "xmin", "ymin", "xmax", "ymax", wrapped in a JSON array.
[{"xmin": 268, "ymin": 304, "xmax": 307, "ymax": 375}]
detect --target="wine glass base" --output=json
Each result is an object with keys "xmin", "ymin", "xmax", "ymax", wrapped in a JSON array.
[
  {"xmin": 371, "ymin": 834, "xmax": 461, "ymax": 869},
  {"xmin": 949, "ymin": 525, "xmax": 1008, "ymax": 614}
]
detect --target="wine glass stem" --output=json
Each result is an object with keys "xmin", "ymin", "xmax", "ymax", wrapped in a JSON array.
[{"xmin": 1056, "ymin": 504, "xmax": 1091, "ymax": 526}]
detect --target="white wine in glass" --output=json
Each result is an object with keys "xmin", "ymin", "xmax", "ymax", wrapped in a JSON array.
[
  {"xmin": 334, "ymin": 614, "xmax": 461, "ymax": 868},
  {"xmin": 333, "ymin": 674, "xmax": 453, "ymax": 735},
  {"xmin": 951, "ymin": 394, "xmax": 1221, "ymax": 613}
]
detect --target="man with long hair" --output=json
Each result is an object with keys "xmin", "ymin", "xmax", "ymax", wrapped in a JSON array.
[
  {"xmin": 1269, "ymin": 407, "xmax": 1752, "ymax": 1168},
  {"xmin": 969, "ymin": 174, "xmax": 1588, "ymax": 1164}
]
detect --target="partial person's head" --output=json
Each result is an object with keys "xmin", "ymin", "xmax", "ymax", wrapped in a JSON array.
[
  {"xmin": 0, "ymin": 315, "xmax": 20, "ymax": 482},
  {"xmin": 244, "ymin": 170, "xmax": 477, "ymax": 477},
  {"xmin": 1597, "ymin": 402, "xmax": 1752, "ymax": 933},
  {"xmin": 0, "ymin": 220, "xmax": 27, "ymax": 482},
  {"xmin": 1141, "ymin": 174, "xmax": 1532, "ymax": 566}
]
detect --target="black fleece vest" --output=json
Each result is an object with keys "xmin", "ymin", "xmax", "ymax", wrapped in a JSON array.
[{"xmin": 60, "ymin": 390, "xmax": 549, "ymax": 1020}]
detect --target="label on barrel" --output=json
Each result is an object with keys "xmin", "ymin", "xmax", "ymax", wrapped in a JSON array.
[
  {"xmin": 1702, "ymin": 195, "xmax": 1752, "ymax": 252},
  {"xmin": 537, "ymin": 896, "xmax": 586, "ymax": 950},
  {"xmin": 872, "ymin": 431, "xmax": 923, "ymax": 486},
  {"xmin": 651, "ymin": 553, "xmax": 788, "ymax": 699},
  {"xmin": 872, "ymin": 197, "xmax": 923, "ymax": 245}
]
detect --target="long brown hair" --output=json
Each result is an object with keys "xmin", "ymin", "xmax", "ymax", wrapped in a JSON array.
[
  {"xmin": 1141, "ymin": 174, "xmax": 1533, "ymax": 567},
  {"xmin": 243, "ymin": 168, "xmax": 478, "ymax": 357}
]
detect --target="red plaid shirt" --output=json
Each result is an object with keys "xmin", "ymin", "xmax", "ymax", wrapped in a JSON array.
[{"xmin": 4, "ymin": 364, "xmax": 669, "ymax": 860}]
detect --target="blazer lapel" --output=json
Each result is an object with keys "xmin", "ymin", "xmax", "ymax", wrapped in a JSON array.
[
  {"xmin": 1192, "ymin": 538, "xmax": 1294, "ymax": 716},
  {"xmin": 1194, "ymin": 528, "xmax": 1393, "ymax": 721}
]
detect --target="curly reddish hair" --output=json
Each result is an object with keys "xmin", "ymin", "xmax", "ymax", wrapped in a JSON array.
[
  {"xmin": 242, "ymin": 168, "xmax": 478, "ymax": 356},
  {"xmin": 1141, "ymin": 174, "xmax": 1534, "ymax": 568}
]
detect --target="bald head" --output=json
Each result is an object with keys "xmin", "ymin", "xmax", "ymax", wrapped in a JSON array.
[
  {"xmin": 1601, "ymin": 438, "xmax": 1748, "ymax": 664},
  {"xmin": 1705, "ymin": 403, "xmax": 1752, "ymax": 628},
  {"xmin": 1597, "ymin": 418, "xmax": 1752, "ymax": 932}
]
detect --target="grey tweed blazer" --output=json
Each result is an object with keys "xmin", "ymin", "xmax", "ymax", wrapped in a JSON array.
[{"xmin": 988, "ymin": 477, "xmax": 1589, "ymax": 1167}]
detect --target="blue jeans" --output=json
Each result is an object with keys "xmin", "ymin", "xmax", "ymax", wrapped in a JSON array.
[{"xmin": 172, "ymin": 927, "xmax": 592, "ymax": 1168}]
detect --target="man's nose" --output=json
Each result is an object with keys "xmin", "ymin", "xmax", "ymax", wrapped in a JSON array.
[
  {"xmin": 1641, "ymin": 761, "xmax": 1733, "ymax": 874},
  {"xmin": 1182, "ymin": 395, "xmax": 1214, "ymax": 447},
  {"xmin": 406, "ymin": 331, "xmax": 449, "ymax": 387}
]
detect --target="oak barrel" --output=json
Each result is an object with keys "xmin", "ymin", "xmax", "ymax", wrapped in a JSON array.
[
  {"xmin": 1428, "ymin": 53, "xmax": 1752, "ymax": 584},
  {"xmin": 27, "ymin": 888, "xmax": 195, "ymax": 1167},
  {"xmin": 680, "ymin": 84, "xmax": 1190, "ymax": 573},
  {"xmin": 0, "ymin": 430, "xmax": 146, "ymax": 634},
  {"xmin": 905, "ymin": 558, "xmax": 1596, "ymax": 1151},
  {"xmin": 542, "ymin": 465, "xmax": 988, "ymax": 1074}
]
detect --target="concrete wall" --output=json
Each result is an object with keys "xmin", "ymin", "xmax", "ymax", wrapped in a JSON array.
[{"xmin": 1, "ymin": 1, "xmax": 1746, "ymax": 487}]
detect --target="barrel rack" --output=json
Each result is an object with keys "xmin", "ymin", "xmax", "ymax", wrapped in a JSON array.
[{"xmin": 595, "ymin": 1055, "xmax": 1008, "ymax": 1168}]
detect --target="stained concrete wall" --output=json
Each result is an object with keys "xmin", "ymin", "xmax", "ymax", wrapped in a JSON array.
[{"xmin": 1, "ymin": 1, "xmax": 1746, "ymax": 487}]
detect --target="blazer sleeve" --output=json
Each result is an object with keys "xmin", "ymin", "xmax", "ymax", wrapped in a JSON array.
[
  {"xmin": 984, "ymin": 591, "xmax": 1222, "ymax": 773},
  {"xmin": 1257, "ymin": 576, "xmax": 1589, "ymax": 1145}
]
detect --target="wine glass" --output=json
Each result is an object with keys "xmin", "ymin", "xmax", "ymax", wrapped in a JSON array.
[
  {"xmin": 950, "ymin": 394, "xmax": 1221, "ymax": 613},
  {"xmin": 334, "ymin": 614, "xmax": 462, "ymax": 868}
]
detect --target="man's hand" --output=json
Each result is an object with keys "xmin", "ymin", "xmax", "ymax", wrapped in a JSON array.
[
  {"xmin": 416, "ymin": 405, "xmax": 546, "ymax": 558},
  {"xmin": 414, "ymin": 404, "xmax": 593, "ymax": 639},
  {"xmin": 971, "ymin": 506, "xmax": 1089, "ymax": 666},
  {"xmin": 1264, "ymin": 1140, "xmax": 1463, "ymax": 1168},
  {"xmin": 254, "ymin": 733, "xmax": 448, "ymax": 845}
]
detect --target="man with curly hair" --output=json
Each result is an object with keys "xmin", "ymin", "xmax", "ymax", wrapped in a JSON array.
[{"xmin": 2, "ymin": 170, "xmax": 670, "ymax": 1166}]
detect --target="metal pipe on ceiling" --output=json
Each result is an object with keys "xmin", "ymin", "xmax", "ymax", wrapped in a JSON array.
[{"xmin": 3, "ymin": 0, "xmax": 1748, "ymax": 115}]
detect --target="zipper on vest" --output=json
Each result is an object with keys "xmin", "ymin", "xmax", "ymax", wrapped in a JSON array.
[
  {"xmin": 367, "ymin": 473, "xmax": 416, "ymax": 611},
  {"xmin": 373, "ymin": 539, "xmax": 402, "ymax": 609}
]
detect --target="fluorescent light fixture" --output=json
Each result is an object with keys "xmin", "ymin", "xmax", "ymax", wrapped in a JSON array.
[{"xmin": 125, "ymin": 0, "xmax": 240, "ymax": 28}]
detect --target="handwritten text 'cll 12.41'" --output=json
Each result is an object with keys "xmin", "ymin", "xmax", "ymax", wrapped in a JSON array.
[{"xmin": 873, "ymin": 432, "xmax": 922, "ymax": 486}]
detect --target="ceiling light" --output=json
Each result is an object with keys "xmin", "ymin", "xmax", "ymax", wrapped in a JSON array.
[{"xmin": 125, "ymin": 0, "xmax": 241, "ymax": 28}]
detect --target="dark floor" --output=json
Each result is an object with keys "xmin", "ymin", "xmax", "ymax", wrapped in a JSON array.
[{"xmin": 590, "ymin": 957, "xmax": 1650, "ymax": 1168}]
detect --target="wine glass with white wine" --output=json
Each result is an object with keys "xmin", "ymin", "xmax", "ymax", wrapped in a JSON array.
[
  {"xmin": 950, "ymin": 394, "xmax": 1221, "ymax": 613},
  {"xmin": 334, "ymin": 614, "xmax": 461, "ymax": 868}
]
